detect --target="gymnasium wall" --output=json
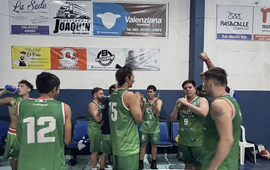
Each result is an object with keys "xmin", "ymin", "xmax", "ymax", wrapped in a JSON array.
[
  {"xmin": 1, "ymin": 0, "xmax": 270, "ymax": 149},
  {"xmin": 205, "ymin": 0, "xmax": 270, "ymax": 147}
]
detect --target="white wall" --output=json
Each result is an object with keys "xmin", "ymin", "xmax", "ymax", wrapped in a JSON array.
[
  {"xmin": 0, "ymin": 0, "xmax": 190, "ymax": 90},
  {"xmin": 205, "ymin": 0, "xmax": 270, "ymax": 90}
]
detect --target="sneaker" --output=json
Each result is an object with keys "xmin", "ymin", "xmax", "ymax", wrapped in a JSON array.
[
  {"xmin": 150, "ymin": 162, "xmax": 158, "ymax": 169},
  {"xmin": 138, "ymin": 161, "xmax": 144, "ymax": 170}
]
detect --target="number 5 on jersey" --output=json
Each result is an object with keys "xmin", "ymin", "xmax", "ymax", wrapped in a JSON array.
[{"xmin": 109, "ymin": 102, "xmax": 117, "ymax": 121}]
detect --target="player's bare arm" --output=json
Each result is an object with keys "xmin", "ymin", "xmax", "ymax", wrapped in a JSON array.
[
  {"xmin": 154, "ymin": 99, "xmax": 162, "ymax": 117},
  {"xmin": 178, "ymin": 97, "xmax": 209, "ymax": 118},
  {"xmin": 0, "ymin": 89, "xmax": 14, "ymax": 106},
  {"xmin": 207, "ymin": 99, "xmax": 234, "ymax": 170},
  {"xmin": 199, "ymin": 52, "xmax": 215, "ymax": 69},
  {"xmin": 88, "ymin": 102, "xmax": 102, "ymax": 123},
  {"xmin": 64, "ymin": 103, "xmax": 72, "ymax": 145},
  {"xmin": 170, "ymin": 98, "xmax": 181, "ymax": 122},
  {"xmin": 125, "ymin": 91, "xmax": 142, "ymax": 123},
  {"xmin": 140, "ymin": 94, "xmax": 146, "ymax": 114}
]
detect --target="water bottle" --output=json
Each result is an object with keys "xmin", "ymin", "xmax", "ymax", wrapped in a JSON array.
[{"xmin": 5, "ymin": 85, "xmax": 18, "ymax": 93}]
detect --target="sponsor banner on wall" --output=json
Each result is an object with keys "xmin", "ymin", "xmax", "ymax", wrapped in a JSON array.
[
  {"xmin": 253, "ymin": 6, "xmax": 270, "ymax": 41},
  {"xmin": 9, "ymin": 0, "xmax": 50, "ymax": 35},
  {"xmin": 93, "ymin": 2, "xmax": 167, "ymax": 37},
  {"xmin": 50, "ymin": 1, "xmax": 92, "ymax": 35},
  {"xmin": 216, "ymin": 5, "xmax": 253, "ymax": 40},
  {"xmin": 12, "ymin": 46, "xmax": 50, "ymax": 69},
  {"xmin": 87, "ymin": 48, "xmax": 160, "ymax": 71},
  {"xmin": 50, "ymin": 47, "xmax": 87, "ymax": 70}
]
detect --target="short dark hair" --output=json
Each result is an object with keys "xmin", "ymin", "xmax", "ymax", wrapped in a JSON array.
[
  {"xmin": 196, "ymin": 85, "xmax": 203, "ymax": 91},
  {"xmin": 36, "ymin": 72, "xmax": 60, "ymax": 94},
  {"xmin": 92, "ymin": 87, "xmax": 103, "ymax": 96},
  {"xmin": 109, "ymin": 84, "xmax": 116, "ymax": 95},
  {"xmin": 182, "ymin": 80, "xmax": 196, "ymax": 88},
  {"xmin": 115, "ymin": 64, "xmax": 133, "ymax": 86},
  {"xmin": 203, "ymin": 67, "xmax": 227, "ymax": 86},
  {"xmin": 18, "ymin": 80, "xmax": 33, "ymax": 92},
  {"xmin": 147, "ymin": 85, "xmax": 157, "ymax": 92}
]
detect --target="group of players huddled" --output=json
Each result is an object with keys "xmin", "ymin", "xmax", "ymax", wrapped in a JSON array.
[{"xmin": 0, "ymin": 52, "xmax": 241, "ymax": 170}]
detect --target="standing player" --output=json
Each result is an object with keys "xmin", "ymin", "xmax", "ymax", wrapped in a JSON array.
[
  {"xmin": 109, "ymin": 64, "xmax": 142, "ymax": 170},
  {"xmin": 201, "ymin": 67, "xmax": 242, "ymax": 170},
  {"xmin": 139, "ymin": 85, "xmax": 162, "ymax": 170},
  {"xmin": 0, "ymin": 80, "xmax": 33, "ymax": 170},
  {"xmin": 16, "ymin": 72, "xmax": 72, "ymax": 170},
  {"xmin": 100, "ymin": 84, "xmax": 117, "ymax": 170},
  {"xmin": 87, "ymin": 87, "xmax": 104, "ymax": 170},
  {"xmin": 170, "ymin": 80, "xmax": 209, "ymax": 170},
  {"xmin": 199, "ymin": 52, "xmax": 239, "ymax": 102}
]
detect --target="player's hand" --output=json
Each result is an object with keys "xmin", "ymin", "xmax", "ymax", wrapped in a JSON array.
[
  {"xmin": 175, "ymin": 98, "xmax": 182, "ymax": 109},
  {"xmin": 178, "ymin": 96, "xmax": 188, "ymax": 106},
  {"xmin": 199, "ymin": 52, "xmax": 209, "ymax": 61},
  {"xmin": 134, "ymin": 91, "xmax": 141, "ymax": 103},
  {"xmin": 154, "ymin": 93, "xmax": 160, "ymax": 105},
  {"xmin": 140, "ymin": 93, "xmax": 146, "ymax": 103}
]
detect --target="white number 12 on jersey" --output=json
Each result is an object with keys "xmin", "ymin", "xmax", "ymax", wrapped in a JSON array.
[{"xmin": 23, "ymin": 116, "xmax": 56, "ymax": 144}]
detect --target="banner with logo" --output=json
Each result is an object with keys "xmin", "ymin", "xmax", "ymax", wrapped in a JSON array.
[
  {"xmin": 50, "ymin": 1, "xmax": 92, "ymax": 35},
  {"xmin": 93, "ymin": 2, "xmax": 167, "ymax": 37},
  {"xmin": 12, "ymin": 46, "xmax": 50, "ymax": 69},
  {"xmin": 216, "ymin": 5, "xmax": 253, "ymax": 40},
  {"xmin": 253, "ymin": 6, "xmax": 270, "ymax": 41},
  {"xmin": 9, "ymin": 0, "xmax": 50, "ymax": 35},
  {"xmin": 50, "ymin": 47, "xmax": 87, "ymax": 70},
  {"xmin": 87, "ymin": 48, "xmax": 160, "ymax": 71}
]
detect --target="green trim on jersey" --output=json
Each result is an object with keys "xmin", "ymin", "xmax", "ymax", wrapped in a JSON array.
[
  {"xmin": 178, "ymin": 96, "xmax": 204, "ymax": 146},
  {"xmin": 202, "ymin": 94, "xmax": 242, "ymax": 170},
  {"xmin": 109, "ymin": 89, "xmax": 139, "ymax": 156},
  {"xmin": 13, "ymin": 96, "xmax": 23, "ymax": 114},
  {"xmin": 140, "ymin": 98, "xmax": 160, "ymax": 133},
  {"xmin": 87, "ymin": 100, "xmax": 102, "ymax": 131},
  {"xmin": 17, "ymin": 98, "xmax": 66, "ymax": 170}
]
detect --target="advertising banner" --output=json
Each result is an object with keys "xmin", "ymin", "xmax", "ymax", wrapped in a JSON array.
[{"xmin": 253, "ymin": 6, "xmax": 270, "ymax": 41}]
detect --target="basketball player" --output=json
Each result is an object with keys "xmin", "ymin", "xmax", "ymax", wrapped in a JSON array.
[
  {"xmin": 88, "ymin": 87, "xmax": 104, "ymax": 170},
  {"xmin": 0, "ymin": 80, "xmax": 33, "ymax": 170},
  {"xmin": 196, "ymin": 85, "xmax": 206, "ymax": 98},
  {"xmin": 199, "ymin": 52, "xmax": 239, "ymax": 102},
  {"xmin": 171, "ymin": 80, "xmax": 209, "ymax": 170},
  {"xmin": 109, "ymin": 64, "xmax": 142, "ymax": 170},
  {"xmin": 100, "ymin": 84, "xmax": 117, "ymax": 170},
  {"xmin": 16, "ymin": 72, "xmax": 72, "ymax": 170},
  {"xmin": 139, "ymin": 85, "xmax": 162, "ymax": 170},
  {"xmin": 201, "ymin": 67, "xmax": 242, "ymax": 170}
]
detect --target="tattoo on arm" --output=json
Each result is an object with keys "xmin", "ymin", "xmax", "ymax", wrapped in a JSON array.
[{"xmin": 211, "ymin": 104, "xmax": 225, "ymax": 117}]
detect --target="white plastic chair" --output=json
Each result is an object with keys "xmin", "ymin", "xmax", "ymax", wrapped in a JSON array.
[{"xmin": 239, "ymin": 125, "xmax": 257, "ymax": 165}]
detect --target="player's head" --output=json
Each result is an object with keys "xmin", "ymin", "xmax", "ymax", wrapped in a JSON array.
[
  {"xmin": 92, "ymin": 87, "xmax": 104, "ymax": 102},
  {"xmin": 147, "ymin": 85, "xmax": 157, "ymax": 99},
  {"xmin": 128, "ymin": 50, "xmax": 134, "ymax": 57},
  {"xmin": 182, "ymin": 80, "xmax": 196, "ymax": 98},
  {"xmin": 115, "ymin": 64, "xmax": 134, "ymax": 88},
  {"xmin": 196, "ymin": 85, "xmax": 206, "ymax": 97},
  {"xmin": 36, "ymin": 72, "xmax": 60, "ymax": 98},
  {"xmin": 18, "ymin": 80, "xmax": 33, "ymax": 96},
  {"xmin": 109, "ymin": 84, "xmax": 117, "ymax": 95},
  {"xmin": 202, "ymin": 67, "xmax": 227, "ymax": 97}
]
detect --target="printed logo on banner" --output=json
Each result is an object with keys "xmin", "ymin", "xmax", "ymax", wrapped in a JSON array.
[
  {"xmin": 253, "ymin": 7, "xmax": 270, "ymax": 41},
  {"xmin": 51, "ymin": 1, "xmax": 91, "ymax": 35},
  {"xmin": 50, "ymin": 47, "xmax": 87, "ymax": 70},
  {"xmin": 95, "ymin": 50, "xmax": 115, "ymax": 66},
  {"xmin": 216, "ymin": 5, "xmax": 253, "ymax": 40},
  {"xmin": 93, "ymin": 2, "xmax": 167, "ymax": 37},
  {"xmin": 93, "ymin": 2, "xmax": 128, "ymax": 36},
  {"xmin": 9, "ymin": 0, "xmax": 50, "ymax": 35}
]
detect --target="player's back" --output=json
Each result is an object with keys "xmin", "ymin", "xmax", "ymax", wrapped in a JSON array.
[{"xmin": 17, "ymin": 98, "xmax": 66, "ymax": 170}]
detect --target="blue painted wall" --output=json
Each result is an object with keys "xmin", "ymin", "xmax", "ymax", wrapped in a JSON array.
[{"xmin": 0, "ymin": 89, "xmax": 269, "ymax": 148}]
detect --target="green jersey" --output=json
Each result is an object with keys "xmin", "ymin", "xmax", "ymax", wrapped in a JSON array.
[
  {"xmin": 178, "ymin": 96, "xmax": 204, "ymax": 146},
  {"xmin": 87, "ymin": 100, "xmax": 102, "ymax": 131},
  {"xmin": 109, "ymin": 89, "xmax": 139, "ymax": 156},
  {"xmin": 202, "ymin": 94, "xmax": 242, "ymax": 170},
  {"xmin": 13, "ymin": 96, "xmax": 23, "ymax": 114},
  {"xmin": 17, "ymin": 98, "xmax": 66, "ymax": 170},
  {"xmin": 140, "ymin": 98, "xmax": 160, "ymax": 133}
]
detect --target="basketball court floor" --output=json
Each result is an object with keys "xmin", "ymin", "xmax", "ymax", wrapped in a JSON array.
[{"xmin": 0, "ymin": 154, "xmax": 268, "ymax": 170}]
